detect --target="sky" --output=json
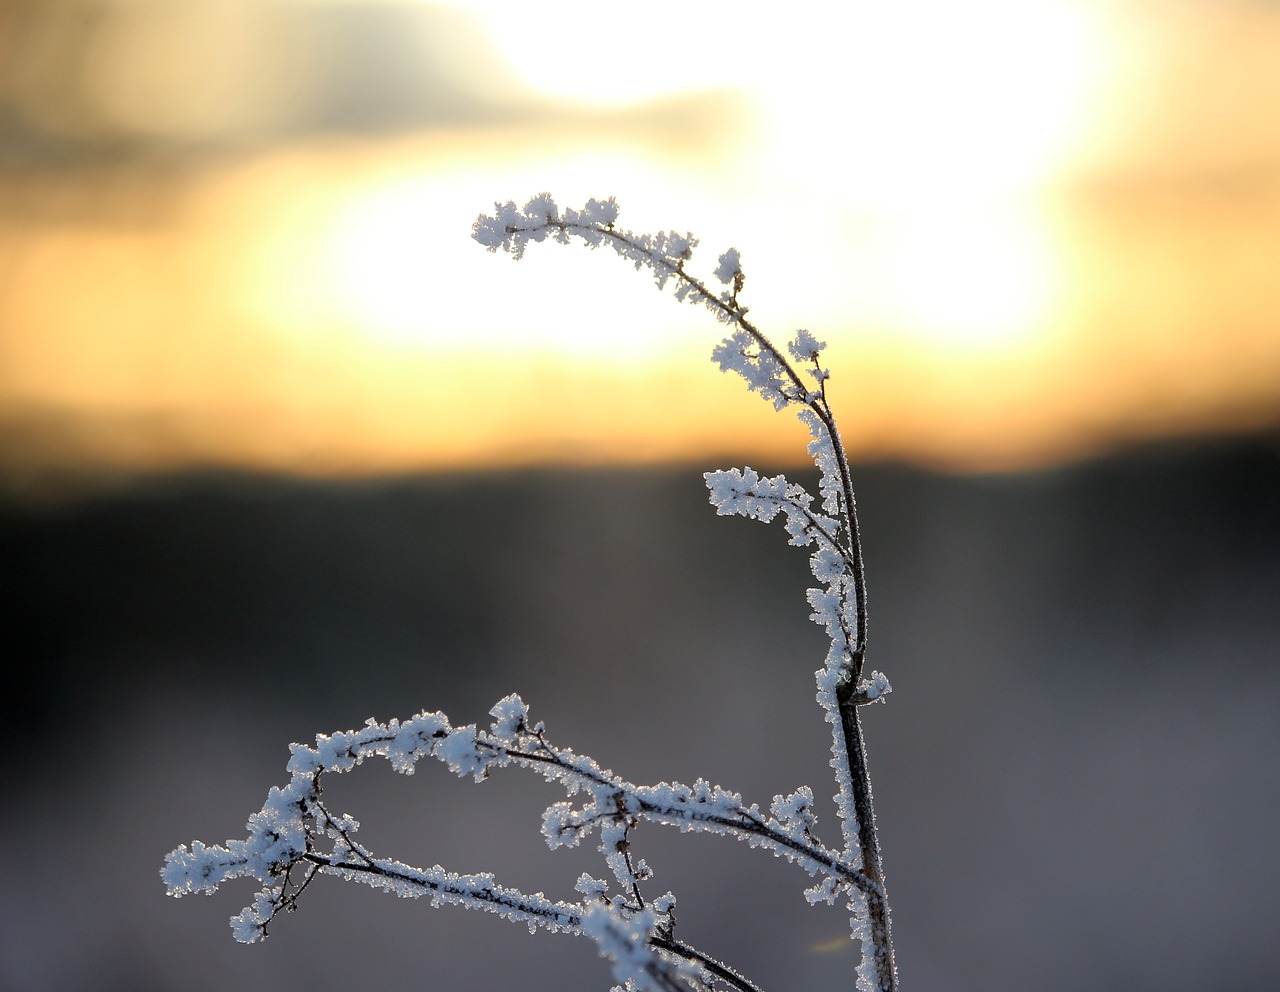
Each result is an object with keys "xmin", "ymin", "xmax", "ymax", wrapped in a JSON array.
[{"xmin": 2, "ymin": 0, "xmax": 1279, "ymax": 493}]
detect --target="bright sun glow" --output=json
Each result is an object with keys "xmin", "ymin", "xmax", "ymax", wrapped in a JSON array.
[
  {"xmin": 329, "ymin": 0, "xmax": 1102, "ymax": 355},
  {"xmin": 234, "ymin": 145, "xmax": 724, "ymax": 360},
  {"xmin": 450, "ymin": 0, "xmax": 1102, "ymax": 195},
  {"xmin": 739, "ymin": 0, "xmax": 1099, "ymax": 348},
  {"xmin": 756, "ymin": 1, "xmax": 1103, "ymax": 204},
  {"xmin": 864, "ymin": 208, "xmax": 1058, "ymax": 348},
  {"xmin": 322, "ymin": 170, "xmax": 701, "ymax": 357},
  {"xmin": 438, "ymin": 1, "xmax": 752, "ymax": 106}
]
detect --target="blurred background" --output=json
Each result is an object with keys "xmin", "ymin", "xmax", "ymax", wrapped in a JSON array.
[{"xmin": 2, "ymin": 1, "xmax": 1278, "ymax": 990}]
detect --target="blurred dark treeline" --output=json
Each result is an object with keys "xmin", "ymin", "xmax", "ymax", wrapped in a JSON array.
[{"xmin": 2, "ymin": 438, "xmax": 1279, "ymax": 991}]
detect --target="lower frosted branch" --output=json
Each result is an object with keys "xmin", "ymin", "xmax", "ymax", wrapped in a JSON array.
[
  {"xmin": 161, "ymin": 694, "xmax": 880, "ymax": 992},
  {"xmin": 311, "ymin": 854, "xmax": 581, "ymax": 932}
]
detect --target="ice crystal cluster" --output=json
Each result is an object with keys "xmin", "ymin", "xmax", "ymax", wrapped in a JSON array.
[{"xmin": 164, "ymin": 196, "xmax": 899, "ymax": 992}]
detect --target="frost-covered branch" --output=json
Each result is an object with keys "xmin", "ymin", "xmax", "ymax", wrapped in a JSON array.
[
  {"xmin": 474, "ymin": 194, "xmax": 869, "ymax": 682},
  {"xmin": 475, "ymin": 195, "xmax": 897, "ymax": 991},
  {"xmin": 163, "ymin": 696, "xmax": 871, "ymax": 991},
  {"xmin": 164, "ymin": 195, "xmax": 901, "ymax": 992}
]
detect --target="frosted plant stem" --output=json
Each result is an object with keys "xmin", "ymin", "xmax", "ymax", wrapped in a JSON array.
[
  {"xmin": 608, "ymin": 224, "xmax": 896, "ymax": 991},
  {"xmin": 837, "ymin": 697, "xmax": 897, "ymax": 991},
  {"xmin": 603, "ymin": 228, "xmax": 894, "ymax": 990},
  {"xmin": 517, "ymin": 211, "xmax": 871, "ymax": 675},
  {"xmin": 651, "ymin": 937, "xmax": 765, "ymax": 992},
  {"xmin": 164, "ymin": 195, "xmax": 907, "ymax": 992},
  {"xmin": 473, "ymin": 195, "xmax": 898, "ymax": 989},
  {"xmin": 535, "ymin": 207, "xmax": 894, "ymax": 990},
  {"xmin": 830, "ymin": 449, "xmax": 895, "ymax": 991}
]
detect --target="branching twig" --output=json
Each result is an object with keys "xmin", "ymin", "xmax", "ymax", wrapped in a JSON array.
[{"xmin": 164, "ymin": 195, "xmax": 901, "ymax": 992}]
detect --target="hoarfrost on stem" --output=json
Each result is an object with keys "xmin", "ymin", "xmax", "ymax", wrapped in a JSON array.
[{"xmin": 164, "ymin": 195, "xmax": 899, "ymax": 992}]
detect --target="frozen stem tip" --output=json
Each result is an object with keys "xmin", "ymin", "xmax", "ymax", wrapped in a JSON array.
[{"xmin": 851, "ymin": 671, "xmax": 892, "ymax": 706}]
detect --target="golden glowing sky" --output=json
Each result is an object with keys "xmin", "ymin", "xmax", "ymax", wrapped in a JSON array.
[{"xmin": 2, "ymin": 0, "xmax": 1278, "ymax": 493}]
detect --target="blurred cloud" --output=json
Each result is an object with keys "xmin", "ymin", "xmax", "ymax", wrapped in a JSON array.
[{"xmin": 1, "ymin": 0, "xmax": 534, "ymax": 150}]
